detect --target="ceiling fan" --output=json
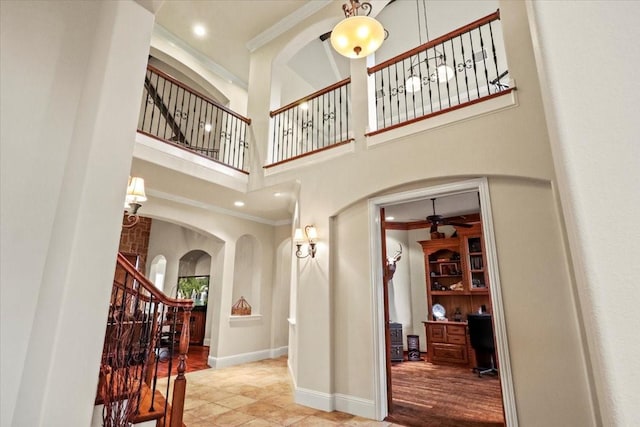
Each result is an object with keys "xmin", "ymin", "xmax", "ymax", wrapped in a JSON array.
[{"xmin": 427, "ymin": 198, "xmax": 473, "ymax": 233}]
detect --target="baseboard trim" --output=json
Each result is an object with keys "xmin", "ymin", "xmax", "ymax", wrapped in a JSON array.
[
  {"xmin": 208, "ymin": 346, "xmax": 288, "ymax": 369},
  {"xmin": 334, "ymin": 393, "xmax": 377, "ymax": 420},
  {"xmin": 294, "ymin": 387, "xmax": 334, "ymax": 412},
  {"xmin": 270, "ymin": 345, "xmax": 288, "ymax": 358}
]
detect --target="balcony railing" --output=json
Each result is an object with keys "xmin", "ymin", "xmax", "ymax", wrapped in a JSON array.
[
  {"xmin": 268, "ymin": 78, "xmax": 352, "ymax": 166},
  {"xmin": 367, "ymin": 10, "xmax": 510, "ymax": 135},
  {"xmin": 138, "ymin": 65, "xmax": 251, "ymax": 172}
]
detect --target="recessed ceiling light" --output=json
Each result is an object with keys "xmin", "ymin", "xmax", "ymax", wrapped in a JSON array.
[
  {"xmin": 274, "ymin": 192, "xmax": 282, "ymax": 197},
  {"xmin": 386, "ymin": 216, "xmax": 395, "ymax": 221},
  {"xmin": 193, "ymin": 24, "xmax": 206, "ymax": 38},
  {"xmin": 204, "ymin": 123, "xmax": 212, "ymax": 132},
  {"xmin": 234, "ymin": 201, "xmax": 245, "ymax": 207}
]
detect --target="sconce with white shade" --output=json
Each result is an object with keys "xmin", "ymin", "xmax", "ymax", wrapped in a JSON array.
[
  {"xmin": 330, "ymin": 0, "xmax": 386, "ymax": 58},
  {"xmin": 123, "ymin": 176, "xmax": 146, "ymax": 228},
  {"xmin": 294, "ymin": 225, "xmax": 318, "ymax": 259}
]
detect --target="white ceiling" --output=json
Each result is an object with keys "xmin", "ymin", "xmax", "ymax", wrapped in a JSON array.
[
  {"xmin": 155, "ymin": 1, "xmax": 315, "ymax": 84},
  {"xmin": 383, "ymin": 192, "xmax": 480, "ymax": 223}
]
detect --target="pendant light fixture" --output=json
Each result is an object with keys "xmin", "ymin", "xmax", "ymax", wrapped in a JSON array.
[
  {"xmin": 405, "ymin": 0, "xmax": 454, "ymax": 92},
  {"xmin": 330, "ymin": 0, "xmax": 386, "ymax": 58}
]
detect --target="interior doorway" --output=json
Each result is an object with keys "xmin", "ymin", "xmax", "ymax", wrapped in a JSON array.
[{"xmin": 368, "ymin": 178, "xmax": 517, "ymax": 426}]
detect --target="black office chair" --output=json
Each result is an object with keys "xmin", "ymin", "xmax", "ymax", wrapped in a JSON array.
[{"xmin": 467, "ymin": 313, "xmax": 498, "ymax": 377}]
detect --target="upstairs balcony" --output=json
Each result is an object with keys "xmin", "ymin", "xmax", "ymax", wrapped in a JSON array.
[{"xmin": 136, "ymin": 10, "xmax": 514, "ymax": 183}]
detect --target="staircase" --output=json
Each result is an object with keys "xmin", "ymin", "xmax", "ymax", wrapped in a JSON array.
[{"xmin": 95, "ymin": 253, "xmax": 193, "ymax": 427}]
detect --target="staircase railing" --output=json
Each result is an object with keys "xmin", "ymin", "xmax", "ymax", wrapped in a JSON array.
[
  {"xmin": 138, "ymin": 65, "xmax": 251, "ymax": 173},
  {"xmin": 97, "ymin": 253, "xmax": 193, "ymax": 427}
]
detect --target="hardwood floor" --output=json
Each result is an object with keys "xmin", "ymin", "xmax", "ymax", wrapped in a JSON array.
[
  {"xmin": 156, "ymin": 345, "xmax": 210, "ymax": 378},
  {"xmin": 386, "ymin": 355, "xmax": 505, "ymax": 427}
]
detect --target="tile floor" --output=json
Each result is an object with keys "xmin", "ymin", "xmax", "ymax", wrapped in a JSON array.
[{"xmin": 158, "ymin": 356, "xmax": 405, "ymax": 426}]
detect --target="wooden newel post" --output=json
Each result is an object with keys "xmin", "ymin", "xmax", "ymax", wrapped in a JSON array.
[{"xmin": 170, "ymin": 308, "xmax": 191, "ymax": 427}]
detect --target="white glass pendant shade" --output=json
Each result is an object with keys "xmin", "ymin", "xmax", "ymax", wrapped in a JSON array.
[
  {"xmin": 331, "ymin": 16, "xmax": 385, "ymax": 58},
  {"xmin": 438, "ymin": 64, "xmax": 455, "ymax": 81},
  {"xmin": 430, "ymin": 64, "xmax": 455, "ymax": 83},
  {"xmin": 405, "ymin": 74, "xmax": 422, "ymax": 93}
]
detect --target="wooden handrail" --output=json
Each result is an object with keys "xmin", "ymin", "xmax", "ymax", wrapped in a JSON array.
[
  {"xmin": 146, "ymin": 64, "xmax": 252, "ymax": 125},
  {"xmin": 270, "ymin": 77, "xmax": 351, "ymax": 117},
  {"xmin": 116, "ymin": 253, "xmax": 194, "ymax": 309},
  {"xmin": 368, "ymin": 10, "xmax": 500, "ymax": 74}
]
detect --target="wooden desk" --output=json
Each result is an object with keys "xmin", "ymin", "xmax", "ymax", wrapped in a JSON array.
[{"xmin": 423, "ymin": 321, "xmax": 474, "ymax": 367}]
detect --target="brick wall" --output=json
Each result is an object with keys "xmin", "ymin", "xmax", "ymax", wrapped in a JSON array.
[{"xmin": 118, "ymin": 215, "xmax": 152, "ymax": 273}]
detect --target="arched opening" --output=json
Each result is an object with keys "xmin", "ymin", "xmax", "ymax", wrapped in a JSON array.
[
  {"xmin": 368, "ymin": 178, "xmax": 516, "ymax": 425},
  {"xmin": 177, "ymin": 249, "xmax": 212, "ymax": 346}
]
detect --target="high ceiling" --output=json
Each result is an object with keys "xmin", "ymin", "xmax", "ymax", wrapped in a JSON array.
[
  {"xmin": 155, "ymin": 1, "xmax": 319, "ymax": 84},
  {"xmin": 144, "ymin": 0, "xmax": 497, "ymax": 224}
]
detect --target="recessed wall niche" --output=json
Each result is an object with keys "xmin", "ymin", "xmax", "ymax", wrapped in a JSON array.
[{"xmin": 232, "ymin": 235, "xmax": 261, "ymax": 314}]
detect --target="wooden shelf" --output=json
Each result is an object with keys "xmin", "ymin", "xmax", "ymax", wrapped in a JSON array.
[
  {"xmin": 419, "ymin": 223, "xmax": 491, "ymax": 368},
  {"xmin": 431, "ymin": 291, "xmax": 468, "ymax": 296}
]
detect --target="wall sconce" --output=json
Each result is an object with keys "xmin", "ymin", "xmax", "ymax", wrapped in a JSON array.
[
  {"xmin": 294, "ymin": 225, "xmax": 318, "ymax": 258},
  {"xmin": 122, "ymin": 176, "xmax": 146, "ymax": 228}
]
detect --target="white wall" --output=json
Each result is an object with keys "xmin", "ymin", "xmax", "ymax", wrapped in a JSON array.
[
  {"xmin": 271, "ymin": 232, "xmax": 293, "ymax": 351},
  {"xmin": 527, "ymin": 2, "xmax": 640, "ymax": 425},
  {"xmin": 141, "ymin": 198, "xmax": 288, "ymax": 363},
  {"xmin": 239, "ymin": 0, "xmax": 600, "ymax": 422},
  {"xmin": 147, "ymin": 219, "xmax": 221, "ymax": 345},
  {"xmin": 408, "ymin": 228, "xmax": 430, "ymax": 351},
  {"xmin": 233, "ymin": 235, "xmax": 260, "ymax": 313},
  {"xmin": 150, "ymin": 30, "xmax": 249, "ymax": 115},
  {"xmin": 385, "ymin": 230, "xmax": 412, "ymax": 344},
  {"xmin": 0, "ymin": 1, "xmax": 154, "ymax": 425}
]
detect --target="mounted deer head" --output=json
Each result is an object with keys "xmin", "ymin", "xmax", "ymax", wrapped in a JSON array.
[{"xmin": 386, "ymin": 244, "xmax": 402, "ymax": 281}]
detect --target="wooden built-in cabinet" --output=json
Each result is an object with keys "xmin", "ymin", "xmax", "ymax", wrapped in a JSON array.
[
  {"xmin": 169, "ymin": 305, "xmax": 207, "ymax": 346},
  {"xmin": 419, "ymin": 223, "xmax": 491, "ymax": 366},
  {"xmin": 189, "ymin": 306, "xmax": 207, "ymax": 346}
]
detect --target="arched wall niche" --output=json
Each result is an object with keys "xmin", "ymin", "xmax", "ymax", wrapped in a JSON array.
[
  {"xmin": 149, "ymin": 254, "xmax": 167, "ymax": 293},
  {"xmin": 232, "ymin": 234, "xmax": 262, "ymax": 314}
]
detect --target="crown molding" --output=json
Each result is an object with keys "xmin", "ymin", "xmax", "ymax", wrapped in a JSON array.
[
  {"xmin": 246, "ymin": 0, "xmax": 332, "ymax": 52},
  {"xmin": 152, "ymin": 24, "xmax": 248, "ymax": 90}
]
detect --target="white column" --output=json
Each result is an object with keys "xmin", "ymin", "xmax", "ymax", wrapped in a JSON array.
[{"xmin": 1, "ymin": 1, "xmax": 155, "ymax": 425}]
